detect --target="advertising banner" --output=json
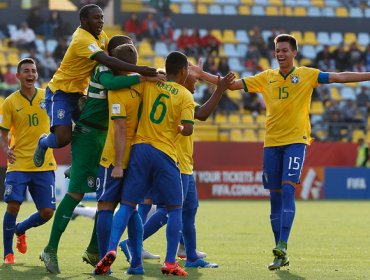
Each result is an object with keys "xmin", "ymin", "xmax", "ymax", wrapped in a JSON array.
[{"xmin": 324, "ymin": 168, "xmax": 370, "ymax": 199}]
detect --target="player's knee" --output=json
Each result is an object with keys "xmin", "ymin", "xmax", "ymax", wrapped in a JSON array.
[
  {"xmin": 6, "ymin": 201, "xmax": 20, "ymax": 216},
  {"xmin": 39, "ymin": 208, "xmax": 55, "ymax": 221},
  {"xmin": 54, "ymin": 126, "xmax": 72, "ymax": 147}
]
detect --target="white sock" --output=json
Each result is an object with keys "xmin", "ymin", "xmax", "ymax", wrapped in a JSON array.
[{"xmin": 73, "ymin": 206, "xmax": 96, "ymax": 219}]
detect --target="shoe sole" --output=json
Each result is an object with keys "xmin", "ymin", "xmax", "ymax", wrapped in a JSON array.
[
  {"xmin": 161, "ymin": 268, "xmax": 188, "ymax": 276},
  {"xmin": 95, "ymin": 253, "xmax": 116, "ymax": 275}
]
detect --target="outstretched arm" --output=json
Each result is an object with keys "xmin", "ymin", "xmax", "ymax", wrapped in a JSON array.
[
  {"xmin": 195, "ymin": 73, "xmax": 235, "ymax": 121},
  {"xmin": 0, "ymin": 130, "xmax": 15, "ymax": 164},
  {"xmin": 94, "ymin": 51, "xmax": 157, "ymax": 76},
  {"xmin": 329, "ymin": 72, "xmax": 370, "ymax": 83}
]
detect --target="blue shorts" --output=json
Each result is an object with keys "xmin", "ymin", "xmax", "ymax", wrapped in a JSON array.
[
  {"xmin": 262, "ymin": 143, "xmax": 307, "ymax": 190},
  {"xmin": 96, "ymin": 165, "xmax": 124, "ymax": 202},
  {"xmin": 122, "ymin": 144, "xmax": 183, "ymax": 206},
  {"xmin": 45, "ymin": 87, "xmax": 83, "ymax": 130},
  {"xmin": 4, "ymin": 171, "xmax": 56, "ymax": 209},
  {"xmin": 181, "ymin": 174, "xmax": 199, "ymax": 211}
]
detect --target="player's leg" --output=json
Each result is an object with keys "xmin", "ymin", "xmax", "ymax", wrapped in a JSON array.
[
  {"xmin": 138, "ymin": 199, "xmax": 153, "ymax": 224},
  {"xmin": 95, "ymin": 144, "xmax": 151, "ymax": 275},
  {"xmin": 126, "ymin": 211, "xmax": 144, "ymax": 275},
  {"xmin": 34, "ymin": 89, "xmax": 80, "ymax": 167},
  {"xmin": 3, "ymin": 171, "xmax": 30, "ymax": 264},
  {"xmin": 274, "ymin": 144, "xmax": 306, "ymax": 256},
  {"xmin": 182, "ymin": 175, "xmax": 216, "ymax": 268},
  {"xmin": 16, "ymin": 171, "xmax": 56, "ymax": 255}
]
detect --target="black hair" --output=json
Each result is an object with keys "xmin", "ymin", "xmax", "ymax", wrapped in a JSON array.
[
  {"xmin": 108, "ymin": 35, "xmax": 133, "ymax": 55},
  {"xmin": 79, "ymin": 4, "xmax": 101, "ymax": 20},
  {"xmin": 274, "ymin": 34, "xmax": 298, "ymax": 51},
  {"xmin": 165, "ymin": 51, "xmax": 188, "ymax": 76},
  {"xmin": 17, "ymin": 58, "xmax": 36, "ymax": 73}
]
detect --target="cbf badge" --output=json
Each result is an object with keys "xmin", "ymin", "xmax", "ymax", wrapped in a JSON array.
[
  {"xmin": 87, "ymin": 176, "xmax": 95, "ymax": 188},
  {"xmin": 57, "ymin": 109, "xmax": 65, "ymax": 119},
  {"xmin": 291, "ymin": 75, "xmax": 299, "ymax": 84},
  {"xmin": 39, "ymin": 100, "xmax": 46, "ymax": 110},
  {"xmin": 4, "ymin": 184, "xmax": 12, "ymax": 196}
]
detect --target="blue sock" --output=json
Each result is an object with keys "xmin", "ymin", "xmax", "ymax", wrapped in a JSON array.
[
  {"xmin": 165, "ymin": 208, "xmax": 182, "ymax": 263},
  {"xmin": 16, "ymin": 211, "xmax": 46, "ymax": 235},
  {"xmin": 280, "ymin": 184, "xmax": 296, "ymax": 245},
  {"xmin": 270, "ymin": 192, "xmax": 282, "ymax": 245},
  {"xmin": 40, "ymin": 133, "xmax": 58, "ymax": 149},
  {"xmin": 127, "ymin": 211, "xmax": 143, "ymax": 268},
  {"xmin": 3, "ymin": 211, "xmax": 16, "ymax": 256},
  {"xmin": 138, "ymin": 204, "xmax": 152, "ymax": 224},
  {"xmin": 143, "ymin": 206, "xmax": 168, "ymax": 241},
  {"xmin": 96, "ymin": 210, "xmax": 113, "ymax": 259},
  {"xmin": 182, "ymin": 208, "xmax": 198, "ymax": 262},
  {"xmin": 108, "ymin": 204, "xmax": 135, "ymax": 252}
]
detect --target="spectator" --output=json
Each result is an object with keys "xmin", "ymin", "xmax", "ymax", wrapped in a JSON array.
[
  {"xmin": 124, "ymin": 13, "xmax": 142, "ymax": 42},
  {"xmin": 249, "ymin": 26, "xmax": 270, "ymax": 62},
  {"xmin": 217, "ymin": 57, "xmax": 230, "ymax": 76},
  {"xmin": 245, "ymin": 43, "xmax": 261, "ymax": 71},
  {"xmin": 352, "ymin": 60, "xmax": 366, "ymax": 72},
  {"xmin": 341, "ymin": 98, "xmax": 362, "ymax": 139},
  {"xmin": 3, "ymin": 64, "xmax": 18, "ymax": 95},
  {"xmin": 242, "ymin": 93, "xmax": 262, "ymax": 119},
  {"xmin": 326, "ymin": 110, "xmax": 345, "ymax": 142},
  {"xmin": 347, "ymin": 42, "xmax": 363, "ymax": 69},
  {"xmin": 356, "ymin": 86, "xmax": 370, "ymax": 128},
  {"xmin": 363, "ymin": 43, "xmax": 370, "ymax": 71},
  {"xmin": 202, "ymin": 84, "xmax": 239, "ymax": 114},
  {"xmin": 203, "ymin": 55, "xmax": 218, "ymax": 75},
  {"xmin": 142, "ymin": 13, "xmax": 160, "ymax": 45},
  {"xmin": 160, "ymin": 13, "xmax": 174, "ymax": 42},
  {"xmin": 176, "ymin": 28, "xmax": 190, "ymax": 53},
  {"xmin": 26, "ymin": 7, "xmax": 45, "ymax": 37},
  {"xmin": 40, "ymin": 51, "xmax": 58, "ymax": 80},
  {"xmin": 150, "ymin": 0, "xmax": 171, "ymax": 14},
  {"xmin": 53, "ymin": 37, "xmax": 68, "ymax": 64},
  {"xmin": 315, "ymin": 45, "xmax": 336, "ymax": 71},
  {"xmin": 47, "ymin": 10, "xmax": 64, "ymax": 38},
  {"xmin": 267, "ymin": 28, "xmax": 279, "ymax": 58},
  {"xmin": 10, "ymin": 22, "xmax": 36, "ymax": 50},
  {"xmin": 187, "ymin": 28, "xmax": 202, "ymax": 59},
  {"xmin": 332, "ymin": 42, "xmax": 348, "ymax": 71},
  {"xmin": 315, "ymin": 85, "xmax": 331, "ymax": 106},
  {"xmin": 201, "ymin": 30, "xmax": 221, "ymax": 56}
]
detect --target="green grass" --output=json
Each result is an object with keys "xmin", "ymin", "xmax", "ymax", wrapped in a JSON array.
[{"xmin": 0, "ymin": 200, "xmax": 369, "ymax": 279}]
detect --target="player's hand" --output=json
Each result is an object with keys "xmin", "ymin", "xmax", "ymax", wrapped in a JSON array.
[
  {"xmin": 142, "ymin": 73, "xmax": 166, "ymax": 83},
  {"xmin": 177, "ymin": 125, "xmax": 184, "ymax": 134},
  {"xmin": 137, "ymin": 66, "xmax": 158, "ymax": 77},
  {"xmin": 7, "ymin": 145, "xmax": 16, "ymax": 164},
  {"xmin": 217, "ymin": 72, "xmax": 236, "ymax": 92},
  {"xmin": 111, "ymin": 165, "xmax": 123, "ymax": 179},
  {"xmin": 189, "ymin": 58, "xmax": 203, "ymax": 79}
]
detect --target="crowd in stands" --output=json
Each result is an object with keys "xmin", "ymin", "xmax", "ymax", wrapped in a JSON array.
[{"xmin": 1, "ymin": 5, "xmax": 370, "ymax": 142}]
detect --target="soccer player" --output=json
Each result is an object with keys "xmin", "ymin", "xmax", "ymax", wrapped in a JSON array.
[
  {"xmin": 95, "ymin": 43, "xmax": 165, "ymax": 275},
  {"xmin": 94, "ymin": 51, "xmax": 194, "ymax": 276},
  {"xmin": 191, "ymin": 33, "xmax": 370, "ymax": 270},
  {"xmin": 0, "ymin": 58, "xmax": 56, "ymax": 264},
  {"xmin": 39, "ymin": 36, "xmax": 164, "ymax": 274},
  {"xmin": 120, "ymin": 71, "xmax": 235, "ymax": 269},
  {"xmin": 33, "ymin": 4, "xmax": 157, "ymax": 168}
]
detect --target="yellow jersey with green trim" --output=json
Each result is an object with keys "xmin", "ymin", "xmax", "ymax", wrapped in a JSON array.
[
  {"xmin": 100, "ymin": 83, "xmax": 143, "ymax": 169},
  {"xmin": 48, "ymin": 27, "xmax": 109, "ymax": 94},
  {"xmin": 134, "ymin": 81, "xmax": 195, "ymax": 162},
  {"xmin": 242, "ymin": 66, "xmax": 320, "ymax": 147},
  {"xmin": 175, "ymin": 102, "xmax": 200, "ymax": 174},
  {"xmin": 0, "ymin": 88, "xmax": 57, "ymax": 172}
]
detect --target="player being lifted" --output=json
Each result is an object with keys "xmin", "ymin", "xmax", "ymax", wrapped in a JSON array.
[
  {"xmin": 33, "ymin": 4, "xmax": 157, "ymax": 168},
  {"xmin": 0, "ymin": 59, "xmax": 57, "ymax": 264},
  {"xmin": 190, "ymin": 33, "xmax": 370, "ymax": 270}
]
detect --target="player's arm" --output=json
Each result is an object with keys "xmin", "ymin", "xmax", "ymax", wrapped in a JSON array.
[
  {"xmin": 94, "ymin": 51, "xmax": 157, "ymax": 77},
  {"xmin": 327, "ymin": 72, "xmax": 370, "ymax": 83},
  {"xmin": 195, "ymin": 73, "xmax": 235, "ymax": 121},
  {"xmin": 178, "ymin": 122, "xmax": 193, "ymax": 136},
  {"xmin": 0, "ymin": 129, "xmax": 15, "ymax": 164},
  {"xmin": 189, "ymin": 59, "xmax": 243, "ymax": 90},
  {"xmin": 111, "ymin": 118, "xmax": 127, "ymax": 179}
]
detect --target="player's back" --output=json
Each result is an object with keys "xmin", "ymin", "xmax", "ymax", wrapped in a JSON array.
[{"xmin": 134, "ymin": 81, "xmax": 194, "ymax": 162}]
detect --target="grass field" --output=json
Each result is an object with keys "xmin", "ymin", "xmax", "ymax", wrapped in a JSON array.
[{"xmin": 0, "ymin": 200, "xmax": 369, "ymax": 279}]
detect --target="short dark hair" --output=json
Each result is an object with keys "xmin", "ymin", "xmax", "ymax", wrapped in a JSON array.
[
  {"xmin": 17, "ymin": 58, "xmax": 36, "ymax": 73},
  {"xmin": 79, "ymin": 4, "xmax": 101, "ymax": 20},
  {"xmin": 274, "ymin": 34, "xmax": 298, "ymax": 51},
  {"xmin": 165, "ymin": 51, "xmax": 188, "ymax": 76},
  {"xmin": 111, "ymin": 44, "xmax": 138, "ymax": 65},
  {"xmin": 108, "ymin": 35, "xmax": 133, "ymax": 55}
]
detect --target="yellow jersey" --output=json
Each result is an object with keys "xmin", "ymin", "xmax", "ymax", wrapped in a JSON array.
[
  {"xmin": 175, "ymin": 103, "xmax": 200, "ymax": 174},
  {"xmin": 100, "ymin": 83, "xmax": 143, "ymax": 169},
  {"xmin": 0, "ymin": 88, "xmax": 57, "ymax": 172},
  {"xmin": 242, "ymin": 66, "xmax": 320, "ymax": 147},
  {"xmin": 48, "ymin": 27, "xmax": 109, "ymax": 94},
  {"xmin": 134, "ymin": 81, "xmax": 194, "ymax": 162}
]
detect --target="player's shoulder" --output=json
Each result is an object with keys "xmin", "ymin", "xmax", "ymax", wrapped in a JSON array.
[
  {"xmin": 295, "ymin": 66, "xmax": 319, "ymax": 73},
  {"xmin": 4, "ymin": 90, "xmax": 21, "ymax": 103}
]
